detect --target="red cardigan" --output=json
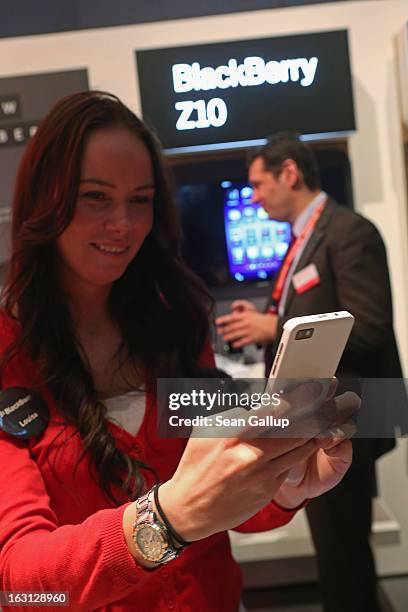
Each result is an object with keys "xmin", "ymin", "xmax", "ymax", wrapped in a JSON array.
[{"xmin": 0, "ymin": 312, "xmax": 297, "ymax": 612}]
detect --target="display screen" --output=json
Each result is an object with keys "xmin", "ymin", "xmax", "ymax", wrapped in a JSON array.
[
  {"xmin": 222, "ymin": 182, "xmax": 290, "ymax": 282},
  {"xmin": 136, "ymin": 29, "xmax": 355, "ymax": 152},
  {"xmin": 176, "ymin": 179, "xmax": 290, "ymax": 288},
  {"xmin": 173, "ymin": 148, "xmax": 353, "ymax": 292}
]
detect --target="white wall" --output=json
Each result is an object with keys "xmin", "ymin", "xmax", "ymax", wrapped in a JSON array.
[{"xmin": 1, "ymin": 0, "xmax": 408, "ymax": 574}]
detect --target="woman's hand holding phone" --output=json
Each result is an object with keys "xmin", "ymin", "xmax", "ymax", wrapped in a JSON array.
[
  {"xmin": 158, "ymin": 378, "xmax": 359, "ymax": 541},
  {"xmin": 272, "ymin": 379, "xmax": 359, "ymax": 509}
]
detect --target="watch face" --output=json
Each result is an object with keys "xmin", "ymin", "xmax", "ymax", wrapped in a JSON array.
[{"xmin": 134, "ymin": 523, "xmax": 168, "ymax": 562}]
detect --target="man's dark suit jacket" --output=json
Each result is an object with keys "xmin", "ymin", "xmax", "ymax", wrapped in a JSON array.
[{"xmin": 265, "ymin": 199, "xmax": 405, "ymax": 465}]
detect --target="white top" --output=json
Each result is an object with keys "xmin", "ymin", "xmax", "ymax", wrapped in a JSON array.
[{"xmin": 103, "ymin": 390, "xmax": 146, "ymax": 436}]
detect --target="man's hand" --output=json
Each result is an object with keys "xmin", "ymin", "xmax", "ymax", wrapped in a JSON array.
[
  {"xmin": 229, "ymin": 300, "xmax": 258, "ymax": 313},
  {"xmin": 216, "ymin": 302, "xmax": 278, "ymax": 347}
]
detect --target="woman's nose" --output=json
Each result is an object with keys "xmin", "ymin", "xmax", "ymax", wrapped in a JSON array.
[{"xmin": 104, "ymin": 204, "xmax": 132, "ymax": 234}]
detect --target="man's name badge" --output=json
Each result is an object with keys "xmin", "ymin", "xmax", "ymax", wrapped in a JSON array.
[{"xmin": 292, "ymin": 263, "xmax": 321, "ymax": 294}]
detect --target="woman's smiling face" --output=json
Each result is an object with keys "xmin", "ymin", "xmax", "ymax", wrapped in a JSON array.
[{"xmin": 57, "ymin": 127, "xmax": 154, "ymax": 294}]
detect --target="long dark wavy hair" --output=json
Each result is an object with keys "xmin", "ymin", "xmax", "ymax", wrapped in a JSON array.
[{"xmin": 0, "ymin": 91, "xmax": 213, "ymax": 504}]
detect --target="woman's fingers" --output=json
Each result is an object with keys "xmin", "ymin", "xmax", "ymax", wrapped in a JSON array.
[
  {"xmin": 315, "ymin": 419, "xmax": 357, "ymax": 448},
  {"xmin": 265, "ymin": 438, "xmax": 317, "ymax": 477},
  {"xmin": 318, "ymin": 391, "xmax": 361, "ymax": 426},
  {"xmin": 236, "ymin": 436, "xmax": 313, "ymax": 464},
  {"xmin": 324, "ymin": 438, "xmax": 353, "ymax": 461},
  {"xmin": 326, "ymin": 377, "xmax": 339, "ymax": 401},
  {"xmin": 284, "ymin": 462, "xmax": 308, "ymax": 486}
]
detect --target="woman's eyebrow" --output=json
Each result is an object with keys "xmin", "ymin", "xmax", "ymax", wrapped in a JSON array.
[
  {"xmin": 79, "ymin": 178, "xmax": 155, "ymax": 191},
  {"xmin": 79, "ymin": 178, "xmax": 115, "ymax": 187},
  {"xmin": 134, "ymin": 183, "xmax": 155, "ymax": 191}
]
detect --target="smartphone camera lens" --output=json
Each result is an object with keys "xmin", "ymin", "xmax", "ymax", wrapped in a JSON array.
[{"xmin": 295, "ymin": 328, "xmax": 314, "ymax": 340}]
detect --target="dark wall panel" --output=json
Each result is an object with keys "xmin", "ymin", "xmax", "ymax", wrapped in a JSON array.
[
  {"xmin": 76, "ymin": 0, "xmax": 162, "ymax": 28},
  {"xmin": 2, "ymin": 0, "xmax": 354, "ymax": 39},
  {"xmin": 2, "ymin": 0, "xmax": 78, "ymax": 38},
  {"xmin": 0, "ymin": 68, "xmax": 89, "ymax": 264}
]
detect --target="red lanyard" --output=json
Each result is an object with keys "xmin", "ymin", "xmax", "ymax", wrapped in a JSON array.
[{"xmin": 269, "ymin": 199, "xmax": 326, "ymax": 313}]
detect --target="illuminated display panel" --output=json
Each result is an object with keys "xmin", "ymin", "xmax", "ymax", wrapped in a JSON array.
[
  {"xmin": 222, "ymin": 182, "xmax": 290, "ymax": 282},
  {"xmin": 135, "ymin": 30, "xmax": 355, "ymax": 153},
  {"xmin": 176, "ymin": 179, "xmax": 290, "ymax": 288}
]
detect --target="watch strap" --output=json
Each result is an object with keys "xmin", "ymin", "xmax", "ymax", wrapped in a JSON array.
[{"xmin": 133, "ymin": 487, "xmax": 183, "ymax": 564}]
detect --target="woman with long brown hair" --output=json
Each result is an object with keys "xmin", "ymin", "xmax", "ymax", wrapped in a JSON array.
[{"xmin": 0, "ymin": 91, "xmax": 355, "ymax": 611}]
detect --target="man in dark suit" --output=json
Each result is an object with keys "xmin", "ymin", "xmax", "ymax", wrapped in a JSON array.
[{"xmin": 216, "ymin": 133, "xmax": 403, "ymax": 612}]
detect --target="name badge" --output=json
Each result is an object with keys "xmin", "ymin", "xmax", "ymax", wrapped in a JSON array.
[
  {"xmin": 0, "ymin": 388, "xmax": 49, "ymax": 438},
  {"xmin": 292, "ymin": 263, "xmax": 320, "ymax": 295}
]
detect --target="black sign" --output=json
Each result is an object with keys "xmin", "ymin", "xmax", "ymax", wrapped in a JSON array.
[
  {"xmin": 0, "ymin": 120, "xmax": 39, "ymax": 147},
  {"xmin": 136, "ymin": 30, "xmax": 356, "ymax": 152},
  {"xmin": 0, "ymin": 95, "xmax": 21, "ymax": 120},
  {"xmin": 0, "ymin": 69, "xmax": 89, "ymax": 265},
  {"xmin": 0, "ymin": 69, "xmax": 88, "ymax": 203}
]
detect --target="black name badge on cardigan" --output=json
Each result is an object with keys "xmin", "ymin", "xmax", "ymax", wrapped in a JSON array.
[
  {"xmin": 292, "ymin": 263, "xmax": 321, "ymax": 294},
  {"xmin": 0, "ymin": 388, "xmax": 49, "ymax": 438}
]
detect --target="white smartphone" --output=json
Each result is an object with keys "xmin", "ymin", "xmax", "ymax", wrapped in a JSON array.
[
  {"xmin": 270, "ymin": 311, "xmax": 354, "ymax": 380},
  {"xmin": 265, "ymin": 311, "xmax": 354, "ymax": 416}
]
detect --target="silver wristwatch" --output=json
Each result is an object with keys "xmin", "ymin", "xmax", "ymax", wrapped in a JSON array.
[{"xmin": 132, "ymin": 487, "xmax": 181, "ymax": 564}]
